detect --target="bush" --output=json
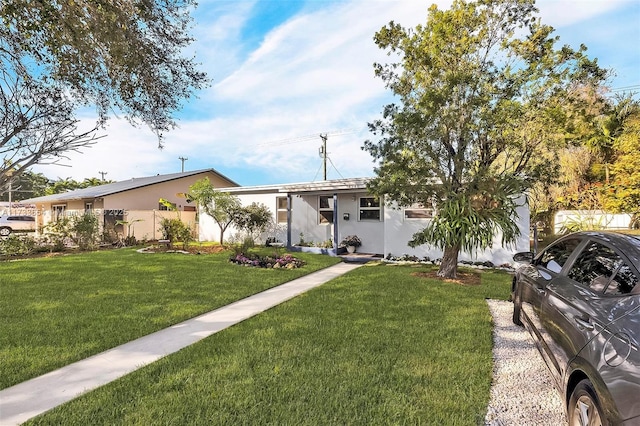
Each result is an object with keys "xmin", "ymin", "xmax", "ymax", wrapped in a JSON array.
[
  {"xmin": 159, "ymin": 218, "xmax": 193, "ymax": 249},
  {"xmin": 72, "ymin": 213, "xmax": 100, "ymax": 250},
  {"xmin": 43, "ymin": 217, "xmax": 73, "ymax": 251},
  {"xmin": 0, "ymin": 234, "xmax": 36, "ymax": 256}
]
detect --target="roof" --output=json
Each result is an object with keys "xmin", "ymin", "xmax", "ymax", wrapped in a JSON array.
[
  {"xmin": 218, "ymin": 177, "xmax": 371, "ymax": 195},
  {"xmin": 23, "ymin": 169, "xmax": 239, "ymax": 203}
]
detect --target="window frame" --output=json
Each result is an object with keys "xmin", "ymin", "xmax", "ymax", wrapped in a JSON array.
[
  {"xmin": 318, "ymin": 195, "xmax": 334, "ymax": 224},
  {"xmin": 52, "ymin": 204, "xmax": 67, "ymax": 221},
  {"xmin": 359, "ymin": 196, "xmax": 381, "ymax": 221},
  {"xmin": 404, "ymin": 201, "xmax": 434, "ymax": 220},
  {"xmin": 276, "ymin": 197, "xmax": 288, "ymax": 224}
]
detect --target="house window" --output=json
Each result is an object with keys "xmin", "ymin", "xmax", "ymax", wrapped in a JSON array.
[
  {"xmin": 276, "ymin": 197, "xmax": 288, "ymax": 224},
  {"xmin": 52, "ymin": 204, "xmax": 66, "ymax": 221},
  {"xmin": 359, "ymin": 197, "xmax": 381, "ymax": 221},
  {"xmin": 405, "ymin": 202, "xmax": 434, "ymax": 220},
  {"xmin": 85, "ymin": 202, "xmax": 93, "ymax": 212},
  {"xmin": 319, "ymin": 195, "xmax": 334, "ymax": 224}
]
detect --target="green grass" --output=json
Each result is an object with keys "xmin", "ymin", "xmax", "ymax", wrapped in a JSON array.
[
  {"xmin": 26, "ymin": 263, "xmax": 512, "ymax": 425},
  {"xmin": 0, "ymin": 248, "xmax": 340, "ymax": 389}
]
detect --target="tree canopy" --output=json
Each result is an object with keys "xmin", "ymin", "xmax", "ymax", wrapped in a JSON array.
[
  {"xmin": 364, "ymin": 0, "xmax": 607, "ymax": 277},
  {"xmin": 189, "ymin": 178, "xmax": 242, "ymax": 245},
  {"xmin": 1, "ymin": 0, "xmax": 207, "ymax": 190}
]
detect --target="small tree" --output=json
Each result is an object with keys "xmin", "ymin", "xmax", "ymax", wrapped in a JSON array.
[
  {"xmin": 189, "ymin": 177, "xmax": 242, "ymax": 245},
  {"xmin": 234, "ymin": 202, "xmax": 272, "ymax": 243}
]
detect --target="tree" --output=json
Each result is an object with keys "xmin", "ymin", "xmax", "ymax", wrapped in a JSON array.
[
  {"xmin": 235, "ymin": 202, "xmax": 272, "ymax": 241},
  {"xmin": 602, "ymin": 98, "xmax": 640, "ymax": 227},
  {"xmin": 364, "ymin": 0, "xmax": 606, "ymax": 278},
  {"xmin": 189, "ymin": 178, "xmax": 242, "ymax": 245},
  {"xmin": 0, "ymin": 170, "xmax": 50, "ymax": 201},
  {"xmin": 45, "ymin": 176, "xmax": 112, "ymax": 195},
  {"xmin": 1, "ymin": 71, "xmax": 102, "ymax": 191},
  {"xmin": 1, "ymin": 0, "xmax": 207, "ymax": 190}
]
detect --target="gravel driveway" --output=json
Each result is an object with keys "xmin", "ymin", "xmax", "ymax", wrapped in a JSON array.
[{"xmin": 484, "ymin": 300, "xmax": 566, "ymax": 425}]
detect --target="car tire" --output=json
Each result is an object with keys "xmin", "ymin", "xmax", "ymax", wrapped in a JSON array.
[
  {"xmin": 512, "ymin": 287, "xmax": 523, "ymax": 326},
  {"xmin": 568, "ymin": 379, "xmax": 608, "ymax": 426},
  {"xmin": 0, "ymin": 227, "xmax": 11, "ymax": 237}
]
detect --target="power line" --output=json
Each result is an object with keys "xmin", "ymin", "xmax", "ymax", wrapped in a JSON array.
[
  {"xmin": 609, "ymin": 84, "xmax": 640, "ymax": 93},
  {"xmin": 255, "ymin": 127, "xmax": 363, "ymax": 147},
  {"xmin": 327, "ymin": 156, "xmax": 345, "ymax": 179}
]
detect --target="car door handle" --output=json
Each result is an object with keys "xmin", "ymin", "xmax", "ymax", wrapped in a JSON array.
[
  {"xmin": 574, "ymin": 317, "xmax": 594, "ymax": 331},
  {"xmin": 535, "ymin": 286, "xmax": 545, "ymax": 294}
]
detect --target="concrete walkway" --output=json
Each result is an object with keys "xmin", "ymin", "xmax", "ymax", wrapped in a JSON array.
[{"xmin": 0, "ymin": 262, "xmax": 362, "ymax": 425}]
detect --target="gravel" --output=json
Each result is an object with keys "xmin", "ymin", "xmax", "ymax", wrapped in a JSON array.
[{"xmin": 484, "ymin": 299, "xmax": 567, "ymax": 425}]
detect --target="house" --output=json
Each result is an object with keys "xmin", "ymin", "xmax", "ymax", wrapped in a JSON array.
[
  {"xmin": 198, "ymin": 177, "xmax": 530, "ymax": 266},
  {"xmin": 23, "ymin": 169, "xmax": 238, "ymax": 241}
]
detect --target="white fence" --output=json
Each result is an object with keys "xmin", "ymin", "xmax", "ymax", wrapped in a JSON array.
[{"xmin": 554, "ymin": 210, "xmax": 634, "ymax": 234}]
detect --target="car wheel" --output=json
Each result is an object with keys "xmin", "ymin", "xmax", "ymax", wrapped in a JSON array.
[
  {"xmin": 568, "ymin": 379, "xmax": 607, "ymax": 426},
  {"xmin": 512, "ymin": 285, "xmax": 523, "ymax": 326},
  {"xmin": 0, "ymin": 227, "xmax": 11, "ymax": 237}
]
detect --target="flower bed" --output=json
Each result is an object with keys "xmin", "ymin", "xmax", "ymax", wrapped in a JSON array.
[{"xmin": 229, "ymin": 253, "xmax": 306, "ymax": 269}]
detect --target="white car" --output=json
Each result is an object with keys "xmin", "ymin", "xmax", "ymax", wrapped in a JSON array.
[{"xmin": 0, "ymin": 215, "xmax": 36, "ymax": 236}]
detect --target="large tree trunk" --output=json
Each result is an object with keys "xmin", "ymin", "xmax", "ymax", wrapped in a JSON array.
[{"xmin": 438, "ymin": 244, "xmax": 461, "ymax": 279}]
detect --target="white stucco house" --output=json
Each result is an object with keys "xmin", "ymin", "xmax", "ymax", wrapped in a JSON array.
[{"xmin": 198, "ymin": 177, "xmax": 530, "ymax": 266}]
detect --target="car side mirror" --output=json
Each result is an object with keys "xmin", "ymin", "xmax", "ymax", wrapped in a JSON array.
[{"xmin": 513, "ymin": 252, "xmax": 533, "ymax": 264}]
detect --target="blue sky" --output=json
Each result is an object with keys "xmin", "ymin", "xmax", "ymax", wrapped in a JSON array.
[{"xmin": 33, "ymin": 0, "xmax": 640, "ymax": 186}]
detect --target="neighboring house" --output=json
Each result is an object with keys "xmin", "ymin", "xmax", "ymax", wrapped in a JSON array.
[
  {"xmin": 198, "ymin": 177, "xmax": 530, "ymax": 266},
  {"xmin": 23, "ymin": 169, "xmax": 238, "ymax": 241}
]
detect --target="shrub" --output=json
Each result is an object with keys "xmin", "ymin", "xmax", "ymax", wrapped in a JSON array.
[
  {"xmin": 159, "ymin": 218, "xmax": 193, "ymax": 249},
  {"xmin": 71, "ymin": 213, "xmax": 100, "ymax": 250},
  {"xmin": 0, "ymin": 234, "xmax": 36, "ymax": 256},
  {"xmin": 43, "ymin": 217, "xmax": 73, "ymax": 251}
]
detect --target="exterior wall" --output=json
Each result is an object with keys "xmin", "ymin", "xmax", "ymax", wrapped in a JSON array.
[
  {"xmin": 196, "ymin": 187, "xmax": 530, "ymax": 266},
  {"xmin": 120, "ymin": 210, "xmax": 197, "ymax": 241},
  {"xmin": 383, "ymin": 195, "xmax": 530, "ymax": 266},
  {"xmin": 198, "ymin": 192, "xmax": 282, "ymax": 243},
  {"xmin": 103, "ymin": 172, "xmax": 221, "ymax": 211},
  {"xmin": 197, "ymin": 191, "xmax": 386, "ymax": 254},
  {"xmin": 29, "ymin": 205, "xmax": 196, "ymax": 242},
  {"xmin": 332, "ymin": 192, "xmax": 384, "ymax": 254}
]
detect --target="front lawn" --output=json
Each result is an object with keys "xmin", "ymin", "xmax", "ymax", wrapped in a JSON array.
[
  {"xmin": 0, "ymin": 248, "xmax": 340, "ymax": 389},
  {"xmin": 26, "ymin": 263, "xmax": 512, "ymax": 425}
]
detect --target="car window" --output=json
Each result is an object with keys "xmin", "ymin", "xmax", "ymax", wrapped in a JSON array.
[
  {"xmin": 567, "ymin": 241, "xmax": 623, "ymax": 292},
  {"xmin": 605, "ymin": 262, "xmax": 640, "ymax": 296},
  {"xmin": 537, "ymin": 238, "xmax": 581, "ymax": 273}
]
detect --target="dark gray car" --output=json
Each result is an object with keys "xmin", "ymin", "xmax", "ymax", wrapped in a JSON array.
[{"xmin": 512, "ymin": 231, "xmax": 640, "ymax": 425}]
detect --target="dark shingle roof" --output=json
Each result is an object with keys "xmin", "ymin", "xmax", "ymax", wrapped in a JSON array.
[{"xmin": 24, "ymin": 169, "xmax": 238, "ymax": 203}]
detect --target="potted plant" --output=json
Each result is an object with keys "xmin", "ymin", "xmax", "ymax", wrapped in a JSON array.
[{"xmin": 340, "ymin": 235, "xmax": 362, "ymax": 253}]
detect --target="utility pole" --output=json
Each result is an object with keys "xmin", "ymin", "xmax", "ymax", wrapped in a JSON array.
[
  {"xmin": 98, "ymin": 171, "xmax": 108, "ymax": 181},
  {"xmin": 178, "ymin": 156, "xmax": 188, "ymax": 173},
  {"xmin": 6, "ymin": 170, "xmax": 13, "ymax": 216},
  {"xmin": 319, "ymin": 134, "xmax": 327, "ymax": 180}
]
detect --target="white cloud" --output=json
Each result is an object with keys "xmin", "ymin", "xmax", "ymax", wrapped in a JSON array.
[{"xmin": 29, "ymin": 0, "xmax": 639, "ymax": 186}]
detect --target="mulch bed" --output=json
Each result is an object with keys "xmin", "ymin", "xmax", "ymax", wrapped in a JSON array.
[{"xmin": 411, "ymin": 270, "xmax": 482, "ymax": 286}]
